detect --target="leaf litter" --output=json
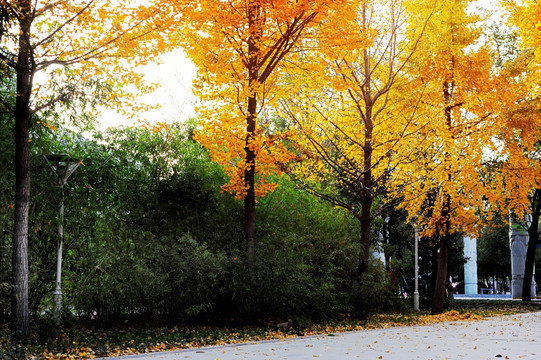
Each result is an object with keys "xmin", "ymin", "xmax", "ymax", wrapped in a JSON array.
[{"xmin": 1, "ymin": 300, "xmax": 539, "ymax": 359}]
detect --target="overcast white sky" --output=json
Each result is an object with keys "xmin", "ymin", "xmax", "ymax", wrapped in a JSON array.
[{"xmin": 96, "ymin": 0, "xmax": 503, "ymax": 131}]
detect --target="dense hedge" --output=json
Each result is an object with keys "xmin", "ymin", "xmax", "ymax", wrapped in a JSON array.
[{"xmin": 1, "ymin": 121, "xmax": 408, "ymax": 329}]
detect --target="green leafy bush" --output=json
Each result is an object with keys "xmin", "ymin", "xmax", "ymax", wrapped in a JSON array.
[
  {"xmin": 350, "ymin": 261, "xmax": 407, "ymax": 318},
  {"xmin": 1, "ymin": 119, "xmax": 410, "ymax": 330}
]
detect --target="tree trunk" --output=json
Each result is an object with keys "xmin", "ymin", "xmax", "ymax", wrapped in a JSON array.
[
  {"xmin": 432, "ymin": 193, "xmax": 452, "ymax": 315},
  {"xmin": 357, "ymin": 113, "xmax": 373, "ymax": 276},
  {"xmin": 431, "ymin": 75, "xmax": 455, "ymax": 315},
  {"xmin": 244, "ymin": 94, "xmax": 257, "ymax": 278},
  {"xmin": 521, "ymin": 233, "xmax": 536, "ymax": 301},
  {"xmin": 243, "ymin": 0, "xmax": 260, "ymax": 279},
  {"xmin": 11, "ymin": 128, "xmax": 30, "ymax": 338},
  {"xmin": 358, "ymin": 192, "xmax": 373, "ymax": 276},
  {"xmin": 357, "ymin": 35, "xmax": 373, "ymax": 276},
  {"xmin": 12, "ymin": 0, "xmax": 33, "ymax": 337},
  {"xmin": 431, "ymin": 234, "xmax": 450, "ymax": 314},
  {"xmin": 522, "ymin": 190, "xmax": 540, "ymax": 302}
]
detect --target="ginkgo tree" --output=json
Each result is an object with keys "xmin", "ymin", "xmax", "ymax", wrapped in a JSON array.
[
  {"xmin": 0, "ymin": 0, "xmax": 174, "ymax": 337},
  {"xmin": 281, "ymin": 0, "xmax": 436, "ymax": 277},
  {"xmin": 490, "ymin": 0, "xmax": 541, "ymax": 302},
  {"xmin": 179, "ymin": 0, "xmax": 353, "ymax": 276},
  {"xmin": 397, "ymin": 0, "xmax": 508, "ymax": 314},
  {"xmin": 502, "ymin": 0, "xmax": 540, "ymax": 87}
]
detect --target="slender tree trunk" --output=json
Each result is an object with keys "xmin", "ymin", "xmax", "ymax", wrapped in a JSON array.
[
  {"xmin": 432, "ymin": 186, "xmax": 452, "ymax": 314},
  {"xmin": 12, "ymin": 146, "xmax": 30, "ymax": 338},
  {"xmin": 244, "ymin": 94, "xmax": 257, "ymax": 277},
  {"xmin": 521, "ymin": 232, "xmax": 536, "ymax": 302},
  {"xmin": 431, "ymin": 74, "xmax": 456, "ymax": 315},
  {"xmin": 243, "ymin": 0, "xmax": 260, "ymax": 278},
  {"xmin": 357, "ymin": 32, "xmax": 374, "ymax": 276},
  {"xmin": 358, "ymin": 196, "xmax": 373, "ymax": 275},
  {"xmin": 12, "ymin": 0, "xmax": 33, "ymax": 337},
  {"xmin": 357, "ymin": 126, "xmax": 373, "ymax": 276},
  {"xmin": 431, "ymin": 231, "xmax": 450, "ymax": 314},
  {"xmin": 522, "ymin": 190, "xmax": 540, "ymax": 302}
]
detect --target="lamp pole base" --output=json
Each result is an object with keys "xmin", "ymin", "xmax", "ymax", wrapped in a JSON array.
[{"xmin": 53, "ymin": 288, "xmax": 62, "ymax": 324}]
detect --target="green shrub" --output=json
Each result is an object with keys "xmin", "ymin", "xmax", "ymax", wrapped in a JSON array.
[{"xmin": 350, "ymin": 260, "xmax": 407, "ymax": 318}]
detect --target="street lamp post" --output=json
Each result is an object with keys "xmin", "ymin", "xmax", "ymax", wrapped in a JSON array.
[
  {"xmin": 44, "ymin": 154, "xmax": 81, "ymax": 322},
  {"xmin": 413, "ymin": 219, "xmax": 420, "ymax": 311}
]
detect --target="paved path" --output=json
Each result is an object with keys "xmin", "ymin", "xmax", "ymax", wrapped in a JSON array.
[
  {"xmin": 104, "ymin": 312, "xmax": 541, "ymax": 360},
  {"xmin": 454, "ymin": 294, "xmax": 513, "ymax": 300}
]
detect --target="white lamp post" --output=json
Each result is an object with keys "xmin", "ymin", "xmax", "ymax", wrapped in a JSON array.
[
  {"xmin": 413, "ymin": 219, "xmax": 420, "ymax": 311},
  {"xmin": 44, "ymin": 154, "xmax": 81, "ymax": 322}
]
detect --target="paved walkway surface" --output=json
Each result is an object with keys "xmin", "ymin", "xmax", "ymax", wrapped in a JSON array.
[
  {"xmin": 105, "ymin": 311, "xmax": 541, "ymax": 360},
  {"xmin": 454, "ymin": 294, "xmax": 513, "ymax": 300}
]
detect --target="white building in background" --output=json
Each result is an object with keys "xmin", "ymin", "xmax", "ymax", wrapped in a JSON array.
[
  {"xmin": 509, "ymin": 215, "xmax": 536, "ymax": 299},
  {"xmin": 463, "ymin": 235, "xmax": 478, "ymax": 295}
]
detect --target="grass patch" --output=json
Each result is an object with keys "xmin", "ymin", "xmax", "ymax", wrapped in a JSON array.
[{"xmin": 1, "ymin": 301, "xmax": 539, "ymax": 359}]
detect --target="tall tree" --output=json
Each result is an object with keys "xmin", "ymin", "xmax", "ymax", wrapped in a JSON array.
[
  {"xmin": 477, "ymin": 223, "xmax": 511, "ymax": 282},
  {"xmin": 493, "ymin": 65, "xmax": 540, "ymax": 302},
  {"xmin": 500, "ymin": 0, "xmax": 541, "ymax": 302},
  {"xmin": 180, "ymin": 0, "xmax": 350, "ymax": 276},
  {"xmin": 281, "ymin": 0, "xmax": 435, "ymax": 276},
  {"xmin": 0, "ymin": 0, "xmax": 171, "ymax": 337},
  {"xmin": 399, "ymin": 0, "xmax": 512, "ymax": 314}
]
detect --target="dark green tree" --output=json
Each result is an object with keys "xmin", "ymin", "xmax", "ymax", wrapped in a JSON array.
[{"xmin": 477, "ymin": 224, "xmax": 511, "ymax": 282}]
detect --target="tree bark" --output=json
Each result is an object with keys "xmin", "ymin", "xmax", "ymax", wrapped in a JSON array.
[
  {"xmin": 431, "ymin": 188, "xmax": 452, "ymax": 315},
  {"xmin": 357, "ymin": 137, "xmax": 373, "ymax": 276},
  {"xmin": 431, "ymin": 73, "xmax": 456, "ymax": 315},
  {"xmin": 243, "ymin": 0, "xmax": 260, "ymax": 279},
  {"xmin": 357, "ymin": 31, "xmax": 374, "ymax": 277},
  {"xmin": 522, "ymin": 189, "xmax": 540, "ymax": 302},
  {"xmin": 12, "ymin": 122, "xmax": 30, "ymax": 338},
  {"xmin": 11, "ymin": 0, "xmax": 33, "ymax": 338},
  {"xmin": 431, "ymin": 232, "xmax": 450, "ymax": 314},
  {"xmin": 358, "ymin": 195, "xmax": 373, "ymax": 276},
  {"xmin": 244, "ymin": 94, "xmax": 257, "ymax": 278}
]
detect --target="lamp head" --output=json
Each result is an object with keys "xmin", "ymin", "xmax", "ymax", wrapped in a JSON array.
[{"xmin": 44, "ymin": 154, "xmax": 81, "ymax": 185}]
